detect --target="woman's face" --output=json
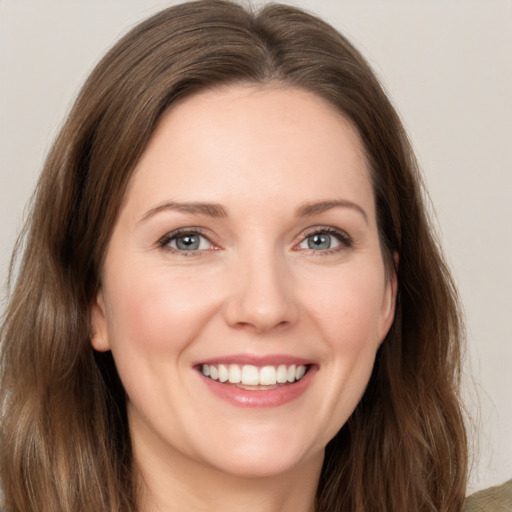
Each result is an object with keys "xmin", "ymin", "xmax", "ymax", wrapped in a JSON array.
[{"xmin": 91, "ymin": 85, "xmax": 396, "ymax": 480}]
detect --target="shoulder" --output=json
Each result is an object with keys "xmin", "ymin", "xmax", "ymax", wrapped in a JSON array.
[{"xmin": 464, "ymin": 479, "xmax": 512, "ymax": 512}]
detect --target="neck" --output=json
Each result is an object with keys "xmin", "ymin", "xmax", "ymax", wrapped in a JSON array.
[{"xmin": 134, "ymin": 434, "xmax": 322, "ymax": 512}]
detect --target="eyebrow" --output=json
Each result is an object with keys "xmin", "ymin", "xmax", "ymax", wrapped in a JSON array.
[
  {"xmin": 296, "ymin": 200, "xmax": 368, "ymax": 224},
  {"xmin": 139, "ymin": 201, "xmax": 228, "ymax": 222},
  {"xmin": 139, "ymin": 199, "xmax": 368, "ymax": 224}
]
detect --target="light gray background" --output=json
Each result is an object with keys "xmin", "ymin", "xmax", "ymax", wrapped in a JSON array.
[{"xmin": 1, "ymin": 0, "xmax": 511, "ymax": 494}]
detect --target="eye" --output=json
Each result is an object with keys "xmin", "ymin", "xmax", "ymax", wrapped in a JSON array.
[
  {"xmin": 159, "ymin": 229, "xmax": 215, "ymax": 253},
  {"xmin": 297, "ymin": 228, "xmax": 352, "ymax": 253}
]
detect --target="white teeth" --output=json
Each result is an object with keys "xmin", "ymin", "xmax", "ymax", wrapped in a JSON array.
[
  {"xmin": 228, "ymin": 364, "xmax": 241, "ymax": 383},
  {"xmin": 201, "ymin": 363, "xmax": 308, "ymax": 386},
  {"xmin": 276, "ymin": 364, "xmax": 288, "ymax": 383},
  {"xmin": 241, "ymin": 365, "xmax": 259, "ymax": 385},
  {"xmin": 259, "ymin": 366, "xmax": 277, "ymax": 385},
  {"xmin": 218, "ymin": 364, "xmax": 228, "ymax": 383}
]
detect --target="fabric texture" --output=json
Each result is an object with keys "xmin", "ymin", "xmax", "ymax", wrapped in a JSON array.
[
  {"xmin": 464, "ymin": 479, "xmax": 512, "ymax": 511},
  {"xmin": 1, "ymin": 480, "xmax": 511, "ymax": 511}
]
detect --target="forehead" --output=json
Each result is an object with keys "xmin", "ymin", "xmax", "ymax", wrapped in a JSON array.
[{"xmin": 122, "ymin": 84, "xmax": 374, "ymax": 221}]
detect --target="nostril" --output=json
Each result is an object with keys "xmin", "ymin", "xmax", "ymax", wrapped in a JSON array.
[
  {"xmin": 225, "ymin": 297, "xmax": 299, "ymax": 333},
  {"xmin": 229, "ymin": 318, "xmax": 292, "ymax": 334}
]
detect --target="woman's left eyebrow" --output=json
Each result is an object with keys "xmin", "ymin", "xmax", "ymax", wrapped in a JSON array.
[
  {"xmin": 138, "ymin": 199, "xmax": 367, "ymax": 224},
  {"xmin": 138, "ymin": 201, "xmax": 228, "ymax": 222},
  {"xmin": 295, "ymin": 200, "xmax": 368, "ymax": 225}
]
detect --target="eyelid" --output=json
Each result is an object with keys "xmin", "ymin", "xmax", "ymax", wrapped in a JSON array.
[
  {"xmin": 294, "ymin": 225, "xmax": 354, "ymax": 253},
  {"xmin": 158, "ymin": 227, "xmax": 219, "ymax": 254},
  {"xmin": 157, "ymin": 225, "xmax": 353, "ymax": 256}
]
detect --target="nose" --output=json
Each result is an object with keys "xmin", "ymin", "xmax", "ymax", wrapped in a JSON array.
[{"xmin": 223, "ymin": 248, "xmax": 299, "ymax": 334}]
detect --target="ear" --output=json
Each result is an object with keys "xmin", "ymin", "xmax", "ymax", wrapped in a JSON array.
[
  {"xmin": 377, "ymin": 251, "xmax": 399, "ymax": 343},
  {"xmin": 90, "ymin": 290, "xmax": 111, "ymax": 352}
]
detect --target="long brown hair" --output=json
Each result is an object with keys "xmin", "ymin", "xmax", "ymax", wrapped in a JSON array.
[{"xmin": 0, "ymin": 1, "xmax": 467, "ymax": 511}]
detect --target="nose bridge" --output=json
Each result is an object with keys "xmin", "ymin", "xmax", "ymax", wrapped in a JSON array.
[{"xmin": 225, "ymin": 238, "xmax": 298, "ymax": 332}]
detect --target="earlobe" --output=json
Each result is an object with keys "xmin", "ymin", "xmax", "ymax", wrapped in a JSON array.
[{"xmin": 90, "ymin": 291, "xmax": 111, "ymax": 352}]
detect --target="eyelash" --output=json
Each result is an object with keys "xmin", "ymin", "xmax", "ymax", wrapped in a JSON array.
[
  {"xmin": 298, "ymin": 226, "xmax": 354, "ymax": 255},
  {"xmin": 158, "ymin": 227, "xmax": 216, "ymax": 257},
  {"xmin": 158, "ymin": 226, "xmax": 353, "ymax": 256}
]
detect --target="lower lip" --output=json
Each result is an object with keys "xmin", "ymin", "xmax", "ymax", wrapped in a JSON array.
[{"xmin": 198, "ymin": 367, "xmax": 316, "ymax": 408}]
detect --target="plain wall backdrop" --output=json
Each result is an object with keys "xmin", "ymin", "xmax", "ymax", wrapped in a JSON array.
[{"xmin": 1, "ymin": 0, "xmax": 511, "ymax": 494}]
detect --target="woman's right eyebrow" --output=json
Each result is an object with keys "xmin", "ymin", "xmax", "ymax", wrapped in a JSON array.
[
  {"xmin": 138, "ymin": 201, "xmax": 228, "ymax": 223},
  {"xmin": 139, "ymin": 199, "xmax": 368, "ymax": 224}
]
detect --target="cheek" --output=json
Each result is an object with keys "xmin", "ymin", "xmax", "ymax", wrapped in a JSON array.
[
  {"xmin": 290, "ymin": 265, "xmax": 387, "ymax": 444},
  {"xmin": 303, "ymin": 265, "xmax": 387, "ymax": 350},
  {"xmin": 103, "ymin": 263, "xmax": 223, "ymax": 355}
]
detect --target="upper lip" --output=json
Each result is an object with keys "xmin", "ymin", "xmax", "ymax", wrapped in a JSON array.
[{"xmin": 194, "ymin": 354, "xmax": 315, "ymax": 367}]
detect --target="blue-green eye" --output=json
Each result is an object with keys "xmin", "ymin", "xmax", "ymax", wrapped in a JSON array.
[
  {"xmin": 163, "ymin": 231, "xmax": 212, "ymax": 252},
  {"xmin": 175, "ymin": 234, "xmax": 201, "ymax": 250},
  {"xmin": 307, "ymin": 233, "xmax": 334, "ymax": 250},
  {"xmin": 298, "ymin": 229, "xmax": 350, "ymax": 252}
]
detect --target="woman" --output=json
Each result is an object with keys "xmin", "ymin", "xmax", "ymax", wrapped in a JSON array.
[{"xmin": 0, "ymin": 1, "xmax": 469, "ymax": 511}]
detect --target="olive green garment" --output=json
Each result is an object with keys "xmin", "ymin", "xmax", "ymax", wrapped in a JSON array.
[
  {"xmin": 1, "ymin": 480, "xmax": 511, "ymax": 511},
  {"xmin": 464, "ymin": 479, "xmax": 512, "ymax": 511}
]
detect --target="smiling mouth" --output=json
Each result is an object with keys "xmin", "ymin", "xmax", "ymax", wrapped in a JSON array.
[{"xmin": 199, "ymin": 363, "xmax": 309, "ymax": 389}]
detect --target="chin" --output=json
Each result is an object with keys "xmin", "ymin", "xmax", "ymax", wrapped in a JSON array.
[
  {"xmin": 209, "ymin": 451, "xmax": 320, "ymax": 480},
  {"xmin": 195, "ymin": 429, "xmax": 325, "ymax": 479}
]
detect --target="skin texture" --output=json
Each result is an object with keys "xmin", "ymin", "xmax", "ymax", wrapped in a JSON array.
[{"xmin": 91, "ymin": 85, "xmax": 397, "ymax": 512}]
